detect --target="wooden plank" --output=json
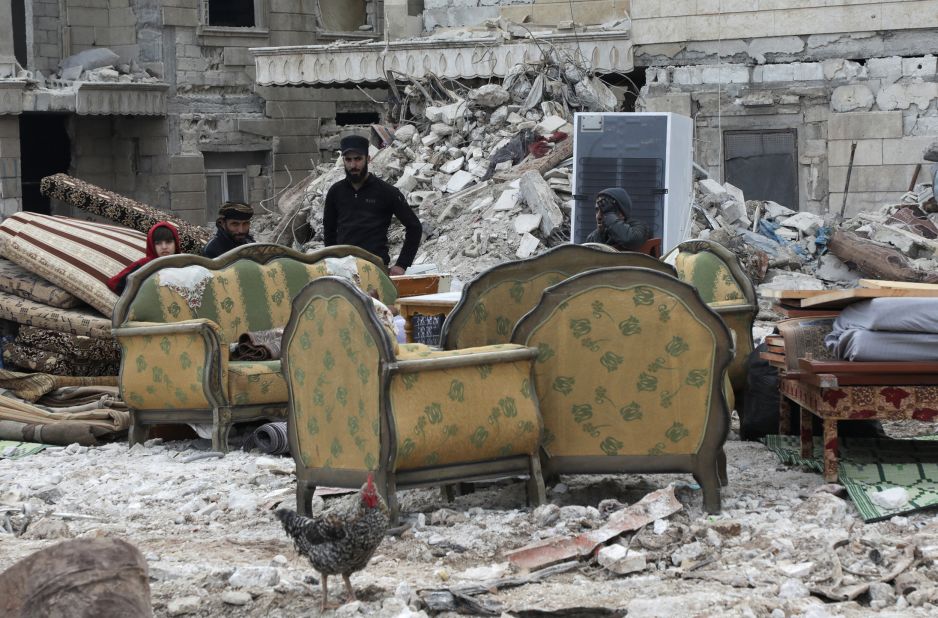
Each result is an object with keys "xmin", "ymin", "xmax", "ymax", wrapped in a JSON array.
[
  {"xmin": 760, "ymin": 289, "xmax": 830, "ymax": 300},
  {"xmin": 774, "ymin": 305, "xmax": 842, "ymax": 318},
  {"xmin": 759, "ymin": 351, "xmax": 787, "ymax": 365},
  {"xmin": 799, "ymin": 287, "xmax": 938, "ymax": 308},
  {"xmin": 798, "ymin": 358, "xmax": 938, "ymax": 374},
  {"xmin": 858, "ymin": 279, "xmax": 938, "ymax": 290}
]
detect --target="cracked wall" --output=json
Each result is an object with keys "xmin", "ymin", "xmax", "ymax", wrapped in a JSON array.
[
  {"xmin": 640, "ymin": 54, "xmax": 938, "ymax": 215},
  {"xmin": 422, "ymin": 0, "xmax": 628, "ymax": 32}
]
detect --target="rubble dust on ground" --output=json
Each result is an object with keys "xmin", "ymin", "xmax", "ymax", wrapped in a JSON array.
[{"xmin": 4, "ymin": 424, "xmax": 938, "ymax": 617}]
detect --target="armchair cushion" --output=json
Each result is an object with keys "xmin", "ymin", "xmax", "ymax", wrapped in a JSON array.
[{"xmin": 228, "ymin": 361, "xmax": 287, "ymax": 406}]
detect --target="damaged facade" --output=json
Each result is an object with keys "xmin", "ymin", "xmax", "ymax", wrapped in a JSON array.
[
  {"xmin": 0, "ymin": 0, "xmax": 359, "ymax": 224},
  {"xmin": 634, "ymin": 1, "xmax": 938, "ymax": 215},
  {"xmin": 254, "ymin": 0, "xmax": 938, "ymax": 218}
]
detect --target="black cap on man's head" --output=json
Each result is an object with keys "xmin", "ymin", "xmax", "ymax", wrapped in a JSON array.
[
  {"xmin": 218, "ymin": 201, "xmax": 254, "ymax": 221},
  {"xmin": 340, "ymin": 135, "xmax": 370, "ymax": 156}
]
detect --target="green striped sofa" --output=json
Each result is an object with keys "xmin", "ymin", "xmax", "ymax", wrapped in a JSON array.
[{"xmin": 112, "ymin": 244, "xmax": 396, "ymax": 452}]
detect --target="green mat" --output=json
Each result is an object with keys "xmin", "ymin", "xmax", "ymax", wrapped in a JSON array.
[
  {"xmin": 763, "ymin": 435, "xmax": 938, "ymax": 522},
  {"xmin": 0, "ymin": 440, "xmax": 48, "ymax": 459}
]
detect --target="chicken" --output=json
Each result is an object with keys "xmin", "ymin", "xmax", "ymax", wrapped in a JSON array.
[{"xmin": 275, "ymin": 473, "xmax": 389, "ymax": 610}]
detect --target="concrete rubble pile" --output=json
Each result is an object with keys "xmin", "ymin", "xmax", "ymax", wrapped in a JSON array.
[
  {"xmin": 255, "ymin": 60, "xmax": 620, "ymax": 281},
  {"xmin": 19, "ymin": 47, "xmax": 164, "ymax": 88},
  {"xmin": 688, "ymin": 157, "xmax": 938, "ymax": 304}
]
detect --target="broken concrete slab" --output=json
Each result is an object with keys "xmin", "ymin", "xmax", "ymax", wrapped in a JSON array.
[
  {"xmin": 698, "ymin": 179, "xmax": 728, "ymax": 200},
  {"xmin": 493, "ymin": 188, "xmax": 520, "ymax": 211},
  {"xmin": 470, "ymin": 84, "xmax": 510, "ymax": 108},
  {"xmin": 445, "ymin": 170, "xmax": 476, "ymax": 193},
  {"xmin": 780, "ymin": 212, "xmax": 824, "ymax": 236},
  {"xmin": 597, "ymin": 545, "xmax": 647, "ymax": 575},
  {"xmin": 519, "ymin": 170, "xmax": 563, "ymax": 236},
  {"xmin": 440, "ymin": 157, "xmax": 464, "ymax": 174},
  {"xmin": 516, "ymin": 233, "xmax": 540, "ymax": 259},
  {"xmin": 763, "ymin": 201, "xmax": 797, "ymax": 219},
  {"xmin": 505, "ymin": 486, "xmax": 682, "ymax": 571},
  {"xmin": 815, "ymin": 254, "xmax": 861, "ymax": 283},
  {"xmin": 513, "ymin": 213, "xmax": 542, "ymax": 234},
  {"xmin": 537, "ymin": 115, "xmax": 567, "ymax": 134},
  {"xmin": 723, "ymin": 182, "xmax": 745, "ymax": 206}
]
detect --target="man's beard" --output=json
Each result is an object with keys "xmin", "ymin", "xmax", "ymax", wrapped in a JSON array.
[{"xmin": 345, "ymin": 162, "xmax": 368, "ymax": 183}]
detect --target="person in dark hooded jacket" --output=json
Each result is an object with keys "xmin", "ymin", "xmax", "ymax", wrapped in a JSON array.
[
  {"xmin": 107, "ymin": 221, "xmax": 181, "ymax": 295},
  {"xmin": 585, "ymin": 188, "xmax": 651, "ymax": 251}
]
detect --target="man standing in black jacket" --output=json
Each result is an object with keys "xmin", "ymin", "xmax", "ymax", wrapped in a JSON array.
[{"xmin": 323, "ymin": 135, "xmax": 422, "ymax": 275}]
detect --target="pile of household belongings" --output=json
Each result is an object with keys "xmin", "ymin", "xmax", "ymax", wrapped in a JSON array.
[
  {"xmin": 0, "ymin": 174, "xmax": 209, "ymax": 447},
  {"xmin": 256, "ymin": 56, "xmax": 620, "ymax": 282},
  {"xmin": 685, "ymin": 159, "xmax": 938, "ymax": 303}
]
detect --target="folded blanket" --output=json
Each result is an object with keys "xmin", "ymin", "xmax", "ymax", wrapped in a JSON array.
[
  {"xmin": 0, "ymin": 258, "xmax": 83, "ymax": 308},
  {"xmin": 232, "ymin": 328, "xmax": 284, "ymax": 361},
  {"xmin": 252, "ymin": 421, "xmax": 290, "ymax": 455},
  {"xmin": 0, "ymin": 368, "xmax": 117, "ymax": 403},
  {"xmin": 827, "ymin": 329, "xmax": 938, "ymax": 362}
]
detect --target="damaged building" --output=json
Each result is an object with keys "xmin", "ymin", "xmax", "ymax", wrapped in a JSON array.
[
  {"xmin": 0, "ymin": 0, "xmax": 359, "ymax": 224},
  {"xmin": 0, "ymin": 1, "xmax": 936, "ymax": 223}
]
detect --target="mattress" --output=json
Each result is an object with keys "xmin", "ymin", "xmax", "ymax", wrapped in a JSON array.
[
  {"xmin": 0, "ymin": 258, "xmax": 82, "ymax": 309},
  {"xmin": 829, "ymin": 298, "xmax": 938, "ymax": 334},
  {"xmin": 0, "ymin": 212, "xmax": 146, "ymax": 316},
  {"xmin": 828, "ymin": 329, "xmax": 938, "ymax": 362},
  {"xmin": 16, "ymin": 325, "xmax": 120, "ymax": 362},
  {"xmin": 0, "ymin": 289, "xmax": 112, "ymax": 339},
  {"xmin": 40, "ymin": 173, "xmax": 211, "ymax": 254}
]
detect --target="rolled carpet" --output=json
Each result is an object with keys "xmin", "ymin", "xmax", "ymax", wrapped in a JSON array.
[
  {"xmin": 252, "ymin": 421, "xmax": 290, "ymax": 455},
  {"xmin": 40, "ymin": 173, "xmax": 210, "ymax": 254},
  {"xmin": 2, "ymin": 341, "xmax": 119, "ymax": 377},
  {"xmin": 16, "ymin": 325, "xmax": 120, "ymax": 362}
]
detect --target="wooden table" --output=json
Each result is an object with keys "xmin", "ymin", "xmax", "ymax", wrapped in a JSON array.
[
  {"xmin": 779, "ymin": 360, "xmax": 938, "ymax": 481},
  {"xmin": 396, "ymin": 291, "xmax": 461, "ymax": 344}
]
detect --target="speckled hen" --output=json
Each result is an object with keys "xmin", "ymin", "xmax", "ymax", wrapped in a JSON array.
[{"xmin": 275, "ymin": 473, "xmax": 389, "ymax": 610}]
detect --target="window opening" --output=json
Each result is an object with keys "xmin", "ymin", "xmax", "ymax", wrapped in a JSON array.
[
  {"xmin": 723, "ymin": 129, "xmax": 799, "ymax": 210},
  {"xmin": 208, "ymin": 0, "xmax": 255, "ymax": 27}
]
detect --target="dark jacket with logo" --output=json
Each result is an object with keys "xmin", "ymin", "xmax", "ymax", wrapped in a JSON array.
[{"xmin": 323, "ymin": 173, "xmax": 422, "ymax": 268}]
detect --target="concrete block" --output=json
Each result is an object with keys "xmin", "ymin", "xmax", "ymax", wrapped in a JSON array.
[
  {"xmin": 699, "ymin": 64, "xmax": 749, "ymax": 84},
  {"xmin": 831, "ymin": 85, "xmax": 874, "ymax": 112},
  {"xmin": 672, "ymin": 66, "xmax": 702, "ymax": 86},
  {"xmin": 867, "ymin": 57, "xmax": 902, "ymax": 84},
  {"xmin": 0, "ymin": 138, "xmax": 21, "ymax": 158},
  {"xmin": 902, "ymin": 55, "xmax": 937, "ymax": 78},
  {"xmin": 876, "ymin": 82, "xmax": 938, "ymax": 111},
  {"xmin": 169, "ymin": 173, "xmax": 206, "ymax": 192},
  {"xmin": 0, "ymin": 178, "xmax": 21, "ymax": 198},
  {"xmin": 223, "ymin": 47, "xmax": 252, "ymax": 66},
  {"xmin": 170, "ymin": 155, "xmax": 205, "ymax": 174},
  {"xmin": 162, "ymin": 7, "xmax": 198, "ymax": 27},
  {"xmin": 170, "ymin": 191, "xmax": 207, "ymax": 212},
  {"xmin": 274, "ymin": 135, "xmax": 319, "ymax": 154},
  {"xmin": 171, "ymin": 207, "xmax": 208, "ymax": 227},
  {"xmin": 0, "ymin": 158, "xmax": 20, "ymax": 179},
  {"xmin": 882, "ymin": 136, "xmax": 938, "ymax": 165},
  {"xmin": 828, "ymin": 111, "xmax": 903, "ymax": 140},
  {"xmin": 827, "ymin": 139, "xmax": 882, "ymax": 167},
  {"xmin": 642, "ymin": 92, "xmax": 692, "ymax": 117},
  {"xmin": 0, "ymin": 197, "xmax": 21, "ymax": 216},
  {"xmin": 68, "ymin": 7, "xmax": 109, "ymax": 27},
  {"xmin": 829, "ymin": 164, "xmax": 918, "ymax": 193},
  {"xmin": 139, "ymin": 137, "xmax": 168, "ymax": 157}
]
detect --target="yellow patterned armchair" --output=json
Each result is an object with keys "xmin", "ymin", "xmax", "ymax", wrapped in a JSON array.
[
  {"xmin": 512, "ymin": 267, "xmax": 734, "ymax": 513},
  {"xmin": 282, "ymin": 277, "xmax": 546, "ymax": 520},
  {"xmin": 112, "ymin": 244, "xmax": 397, "ymax": 453},
  {"xmin": 440, "ymin": 244, "xmax": 676, "ymax": 350},
  {"xmin": 663, "ymin": 239, "xmax": 757, "ymax": 404}
]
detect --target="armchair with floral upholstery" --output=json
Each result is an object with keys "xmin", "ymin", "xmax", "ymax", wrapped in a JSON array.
[
  {"xmin": 663, "ymin": 239, "xmax": 757, "ymax": 404},
  {"xmin": 440, "ymin": 244, "xmax": 676, "ymax": 350},
  {"xmin": 112, "ymin": 244, "xmax": 397, "ymax": 453},
  {"xmin": 282, "ymin": 277, "xmax": 546, "ymax": 521},
  {"xmin": 512, "ymin": 267, "xmax": 734, "ymax": 513}
]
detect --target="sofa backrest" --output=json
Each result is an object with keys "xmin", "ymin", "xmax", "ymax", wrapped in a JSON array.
[
  {"xmin": 282, "ymin": 277, "xmax": 395, "ymax": 472},
  {"xmin": 441, "ymin": 244, "xmax": 676, "ymax": 350},
  {"xmin": 117, "ymin": 244, "xmax": 396, "ymax": 343},
  {"xmin": 667, "ymin": 240, "xmax": 756, "ymax": 308},
  {"xmin": 512, "ymin": 267, "xmax": 733, "ymax": 460}
]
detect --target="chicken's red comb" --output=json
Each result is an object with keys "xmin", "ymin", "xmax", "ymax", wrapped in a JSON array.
[{"xmin": 366, "ymin": 472, "xmax": 374, "ymax": 488}]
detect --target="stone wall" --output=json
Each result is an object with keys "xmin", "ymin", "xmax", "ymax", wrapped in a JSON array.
[
  {"xmin": 630, "ymin": 0, "xmax": 938, "ymax": 46},
  {"xmin": 0, "ymin": 116, "xmax": 20, "ymax": 216},
  {"xmin": 423, "ymin": 0, "xmax": 628, "ymax": 32},
  {"xmin": 640, "ymin": 55, "xmax": 938, "ymax": 215},
  {"xmin": 27, "ymin": 0, "xmax": 63, "ymax": 74},
  {"xmin": 66, "ymin": 0, "xmax": 140, "ymax": 64}
]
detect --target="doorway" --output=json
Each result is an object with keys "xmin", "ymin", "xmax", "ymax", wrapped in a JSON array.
[{"xmin": 19, "ymin": 114, "xmax": 71, "ymax": 214}]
